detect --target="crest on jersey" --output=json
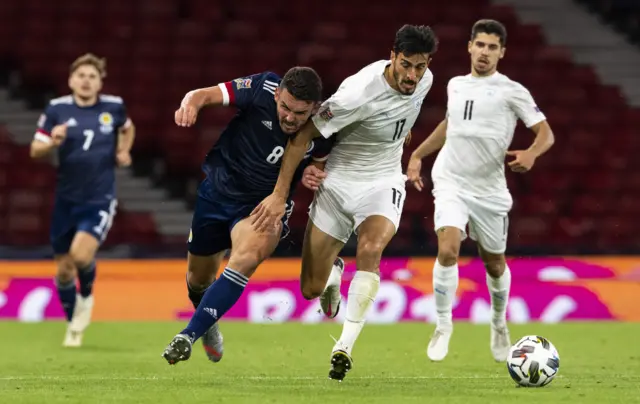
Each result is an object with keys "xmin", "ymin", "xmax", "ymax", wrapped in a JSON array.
[
  {"xmin": 318, "ymin": 105, "xmax": 334, "ymax": 121},
  {"xmin": 413, "ymin": 98, "xmax": 424, "ymax": 111},
  {"xmin": 234, "ymin": 78, "xmax": 252, "ymax": 89},
  {"xmin": 98, "ymin": 112, "xmax": 114, "ymax": 134}
]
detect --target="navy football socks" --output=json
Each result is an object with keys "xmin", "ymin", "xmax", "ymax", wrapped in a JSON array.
[
  {"xmin": 55, "ymin": 278, "xmax": 77, "ymax": 322},
  {"xmin": 77, "ymin": 261, "xmax": 96, "ymax": 298},
  {"xmin": 181, "ymin": 268, "xmax": 248, "ymax": 342}
]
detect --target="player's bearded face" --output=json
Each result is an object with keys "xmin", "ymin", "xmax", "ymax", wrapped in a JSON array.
[
  {"xmin": 391, "ymin": 52, "xmax": 430, "ymax": 95},
  {"xmin": 274, "ymin": 88, "xmax": 316, "ymax": 134},
  {"xmin": 468, "ymin": 33, "xmax": 505, "ymax": 76},
  {"xmin": 69, "ymin": 65, "xmax": 103, "ymax": 100}
]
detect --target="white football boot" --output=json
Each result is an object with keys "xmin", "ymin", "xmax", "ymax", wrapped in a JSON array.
[
  {"xmin": 490, "ymin": 323, "xmax": 511, "ymax": 362},
  {"xmin": 427, "ymin": 326, "xmax": 453, "ymax": 362},
  {"xmin": 63, "ymin": 294, "xmax": 94, "ymax": 348}
]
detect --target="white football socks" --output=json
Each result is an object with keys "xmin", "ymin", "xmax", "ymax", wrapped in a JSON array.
[
  {"xmin": 335, "ymin": 270, "xmax": 380, "ymax": 356},
  {"xmin": 433, "ymin": 260, "xmax": 459, "ymax": 330},
  {"xmin": 486, "ymin": 264, "xmax": 511, "ymax": 327}
]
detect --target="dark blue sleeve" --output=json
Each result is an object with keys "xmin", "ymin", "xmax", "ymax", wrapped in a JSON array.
[
  {"xmin": 311, "ymin": 136, "xmax": 335, "ymax": 161},
  {"xmin": 220, "ymin": 72, "xmax": 274, "ymax": 110},
  {"xmin": 34, "ymin": 104, "xmax": 58, "ymax": 143},
  {"xmin": 116, "ymin": 102, "xmax": 129, "ymax": 129}
]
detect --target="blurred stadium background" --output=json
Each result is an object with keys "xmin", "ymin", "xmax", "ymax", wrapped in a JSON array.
[
  {"xmin": 1, "ymin": 1, "xmax": 639, "ymax": 402},
  {"xmin": 0, "ymin": 0, "xmax": 639, "ymax": 324}
]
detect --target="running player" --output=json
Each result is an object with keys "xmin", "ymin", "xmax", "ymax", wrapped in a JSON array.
[
  {"xmin": 252, "ymin": 24, "xmax": 438, "ymax": 381},
  {"xmin": 30, "ymin": 53, "xmax": 135, "ymax": 347},
  {"xmin": 161, "ymin": 67, "xmax": 332, "ymax": 365},
  {"xmin": 406, "ymin": 19, "xmax": 555, "ymax": 362}
]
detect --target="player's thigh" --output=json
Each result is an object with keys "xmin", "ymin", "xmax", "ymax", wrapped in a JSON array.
[
  {"xmin": 72, "ymin": 199, "xmax": 118, "ymax": 267},
  {"xmin": 468, "ymin": 194, "xmax": 511, "ymax": 257},
  {"xmin": 54, "ymin": 254, "xmax": 76, "ymax": 282},
  {"xmin": 187, "ymin": 251, "xmax": 227, "ymax": 286},
  {"xmin": 227, "ymin": 216, "xmax": 281, "ymax": 277},
  {"xmin": 300, "ymin": 218, "xmax": 345, "ymax": 297},
  {"xmin": 69, "ymin": 231, "xmax": 100, "ymax": 268},
  {"xmin": 433, "ymin": 190, "xmax": 469, "ymax": 262},
  {"xmin": 308, "ymin": 182, "xmax": 354, "ymax": 245},
  {"xmin": 355, "ymin": 215, "xmax": 397, "ymax": 272}
]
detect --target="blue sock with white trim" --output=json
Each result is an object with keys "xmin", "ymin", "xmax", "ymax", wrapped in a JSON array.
[{"xmin": 181, "ymin": 267, "xmax": 248, "ymax": 342}]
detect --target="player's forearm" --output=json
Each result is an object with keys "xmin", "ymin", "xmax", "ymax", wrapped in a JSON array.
[
  {"xmin": 527, "ymin": 121, "xmax": 554, "ymax": 158},
  {"xmin": 311, "ymin": 159, "xmax": 327, "ymax": 171},
  {"xmin": 273, "ymin": 137, "xmax": 310, "ymax": 198},
  {"xmin": 185, "ymin": 86, "xmax": 223, "ymax": 109},
  {"xmin": 411, "ymin": 119, "xmax": 447, "ymax": 160},
  {"xmin": 117, "ymin": 124, "xmax": 136, "ymax": 153},
  {"xmin": 29, "ymin": 140, "xmax": 55, "ymax": 159}
]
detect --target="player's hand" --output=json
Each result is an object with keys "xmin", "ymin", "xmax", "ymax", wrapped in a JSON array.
[
  {"xmin": 51, "ymin": 123, "xmax": 67, "ymax": 146},
  {"xmin": 116, "ymin": 150, "xmax": 132, "ymax": 167},
  {"xmin": 301, "ymin": 165, "xmax": 327, "ymax": 191},
  {"xmin": 406, "ymin": 155, "xmax": 424, "ymax": 191},
  {"xmin": 251, "ymin": 194, "xmax": 286, "ymax": 233},
  {"xmin": 506, "ymin": 150, "xmax": 536, "ymax": 173},
  {"xmin": 175, "ymin": 94, "xmax": 199, "ymax": 127}
]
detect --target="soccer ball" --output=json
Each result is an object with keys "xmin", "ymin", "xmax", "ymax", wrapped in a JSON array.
[{"xmin": 506, "ymin": 335, "xmax": 560, "ymax": 387}]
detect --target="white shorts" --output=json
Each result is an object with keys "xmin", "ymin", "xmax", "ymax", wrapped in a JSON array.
[
  {"xmin": 309, "ymin": 177, "xmax": 406, "ymax": 243},
  {"xmin": 433, "ymin": 189, "xmax": 513, "ymax": 254}
]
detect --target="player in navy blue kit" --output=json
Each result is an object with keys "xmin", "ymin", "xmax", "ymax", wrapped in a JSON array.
[
  {"xmin": 29, "ymin": 54, "xmax": 136, "ymax": 347},
  {"xmin": 162, "ymin": 67, "xmax": 332, "ymax": 365}
]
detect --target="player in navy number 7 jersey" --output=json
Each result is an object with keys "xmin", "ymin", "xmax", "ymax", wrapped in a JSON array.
[
  {"xmin": 162, "ymin": 67, "xmax": 334, "ymax": 365},
  {"xmin": 29, "ymin": 54, "xmax": 136, "ymax": 348}
]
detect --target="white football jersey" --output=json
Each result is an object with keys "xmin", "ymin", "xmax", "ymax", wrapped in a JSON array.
[
  {"xmin": 431, "ymin": 72, "xmax": 546, "ymax": 196},
  {"xmin": 312, "ymin": 60, "xmax": 433, "ymax": 181}
]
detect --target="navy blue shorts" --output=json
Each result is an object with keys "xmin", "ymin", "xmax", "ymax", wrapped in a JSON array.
[
  {"xmin": 50, "ymin": 197, "xmax": 118, "ymax": 255},
  {"xmin": 187, "ymin": 192, "xmax": 294, "ymax": 257}
]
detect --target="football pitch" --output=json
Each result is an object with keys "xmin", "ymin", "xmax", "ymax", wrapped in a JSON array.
[{"xmin": 1, "ymin": 322, "xmax": 638, "ymax": 403}]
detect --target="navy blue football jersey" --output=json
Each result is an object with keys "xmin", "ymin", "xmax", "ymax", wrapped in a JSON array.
[
  {"xmin": 35, "ymin": 94, "xmax": 129, "ymax": 204},
  {"xmin": 200, "ymin": 71, "xmax": 332, "ymax": 203}
]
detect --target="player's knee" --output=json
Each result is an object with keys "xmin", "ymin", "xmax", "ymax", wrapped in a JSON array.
[
  {"xmin": 227, "ymin": 252, "xmax": 261, "ymax": 278},
  {"xmin": 437, "ymin": 244, "xmax": 460, "ymax": 267},
  {"xmin": 69, "ymin": 248, "xmax": 94, "ymax": 270},
  {"xmin": 484, "ymin": 257, "xmax": 506, "ymax": 278},
  {"xmin": 356, "ymin": 239, "xmax": 386, "ymax": 270},
  {"xmin": 55, "ymin": 259, "xmax": 75, "ymax": 283},
  {"xmin": 300, "ymin": 281, "xmax": 324, "ymax": 300}
]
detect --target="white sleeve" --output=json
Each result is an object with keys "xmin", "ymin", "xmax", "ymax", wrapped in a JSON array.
[
  {"xmin": 508, "ymin": 83, "xmax": 546, "ymax": 128},
  {"xmin": 311, "ymin": 87, "xmax": 366, "ymax": 139}
]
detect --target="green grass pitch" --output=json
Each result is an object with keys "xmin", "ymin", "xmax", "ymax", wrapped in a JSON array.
[{"xmin": 1, "ymin": 322, "xmax": 639, "ymax": 403}]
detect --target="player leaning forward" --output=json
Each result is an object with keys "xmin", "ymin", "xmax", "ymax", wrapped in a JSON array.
[
  {"xmin": 252, "ymin": 24, "xmax": 438, "ymax": 381},
  {"xmin": 407, "ymin": 19, "xmax": 555, "ymax": 362}
]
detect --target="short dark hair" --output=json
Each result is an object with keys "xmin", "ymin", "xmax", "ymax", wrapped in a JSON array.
[
  {"xmin": 471, "ymin": 19, "xmax": 507, "ymax": 47},
  {"xmin": 279, "ymin": 67, "xmax": 323, "ymax": 102},
  {"xmin": 393, "ymin": 24, "xmax": 438, "ymax": 57}
]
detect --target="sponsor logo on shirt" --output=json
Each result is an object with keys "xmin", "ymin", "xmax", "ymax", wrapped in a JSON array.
[{"xmin": 318, "ymin": 105, "xmax": 334, "ymax": 121}]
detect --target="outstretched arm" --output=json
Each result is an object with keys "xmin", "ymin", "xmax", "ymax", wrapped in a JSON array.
[
  {"xmin": 251, "ymin": 120, "xmax": 321, "ymax": 231},
  {"xmin": 406, "ymin": 119, "xmax": 448, "ymax": 191}
]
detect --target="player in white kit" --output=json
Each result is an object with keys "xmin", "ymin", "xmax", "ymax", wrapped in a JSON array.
[
  {"xmin": 406, "ymin": 20, "xmax": 555, "ymax": 362},
  {"xmin": 252, "ymin": 25, "xmax": 438, "ymax": 381}
]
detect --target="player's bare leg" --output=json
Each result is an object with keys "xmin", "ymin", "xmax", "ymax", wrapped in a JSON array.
[
  {"xmin": 329, "ymin": 215, "xmax": 394, "ymax": 381},
  {"xmin": 187, "ymin": 251, "xmax": 226, "ymax": 362},
  {"xmin": 62, "ymin": 231, "xmax": 99, "ymax": 347},
  {"xmin": 163, "ymin": 218, "xmax": 281, "ymax": 365},
  {"xmin": 427, "ymin": 226, "xmax": 462, "ymax": 361},
  {"xmin": 299, "ymin": 219, "xmax": 345, "ymax": 318},
  {"xmin": 478, "ymin": 245, "xmax": 511, "ymax": 362}
]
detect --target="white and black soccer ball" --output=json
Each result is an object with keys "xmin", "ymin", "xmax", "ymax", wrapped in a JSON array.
[{"xmin": 506, "ymin": 335, "xmax": 560, "ymax": 387}]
